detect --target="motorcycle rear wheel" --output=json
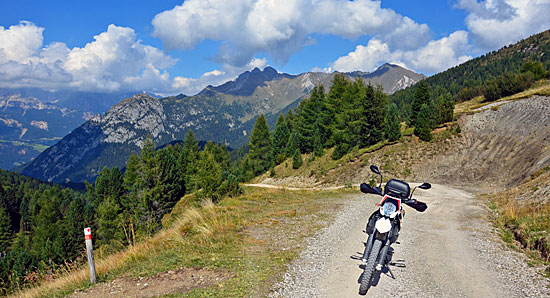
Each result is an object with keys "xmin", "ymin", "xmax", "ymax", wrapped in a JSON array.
[{"xmin": 359, "ymin": 239, "xmax": 382, "ymax": 295}]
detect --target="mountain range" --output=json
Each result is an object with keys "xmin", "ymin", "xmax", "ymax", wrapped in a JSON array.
[{"xmin": 18, "ymin": 64, "xmax": 425, "ymax": 183}]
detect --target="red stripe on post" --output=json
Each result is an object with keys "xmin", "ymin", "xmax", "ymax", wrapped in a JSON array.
[{"xmin": 84, "ymin": 227, "xmax": 92, "ymax": 240}]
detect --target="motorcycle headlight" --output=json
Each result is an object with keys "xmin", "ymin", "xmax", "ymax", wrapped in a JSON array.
[{"xmin": 383, "ymin": 202, "xmax": 397, "ymax": 217}]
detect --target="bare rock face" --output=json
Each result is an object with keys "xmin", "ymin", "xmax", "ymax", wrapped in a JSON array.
[
  {"xmin": 101, "ymin": 94, "xmax": 167, "ymax": 147},
  {"xmin": 418, "ymin": 95, "xmax": 550, "ymax": 189},
  {"xmin": 20, "ymin": 94, "xmax": 165, "ymax": 182}
]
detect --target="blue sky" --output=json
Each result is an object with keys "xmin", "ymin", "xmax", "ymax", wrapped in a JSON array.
[{"xmin": 0, "ymin": 0, "xmax": 548, "ymax": 95}]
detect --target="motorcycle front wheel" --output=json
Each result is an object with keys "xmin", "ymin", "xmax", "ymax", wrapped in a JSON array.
[{"xmin": 359, "ymin": 239, "xmax": 382, "ymax": 295}]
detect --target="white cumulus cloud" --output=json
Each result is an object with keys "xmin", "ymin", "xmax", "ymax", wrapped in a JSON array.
[
  {"xmin": 330, "ymin": 31, "xmax": 472, "ymax": 75},
  {"xmin": 152, "ymin": 0, "xmax": 431, "ymax": 66},
  {"xmin": 331, "ymin": 39, "xmax": 401, "ymax": 72},
  {"xmin": 403, "ymin": 31, "xmax": 472, "ymax": 74},
  {"xmin": 457, "ymin": 0, "xmax": 550, "ymax": 51},
  {"xmin": 0, "ymin": 21, "xmax": 44, "ymax": 63},
  {"xmin": 0, "ymin": 22, "xmax": 179, "ymax": 92}
]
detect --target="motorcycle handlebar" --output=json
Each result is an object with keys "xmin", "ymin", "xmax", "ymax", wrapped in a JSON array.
[{"xmin": 403, "ymin": 198, "xmax": 428, "ymax": 212}]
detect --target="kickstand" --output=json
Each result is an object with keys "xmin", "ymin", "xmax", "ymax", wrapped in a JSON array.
[{"xmin": 387, "ymin": 267, "xmax": 396, "ymax": 280}]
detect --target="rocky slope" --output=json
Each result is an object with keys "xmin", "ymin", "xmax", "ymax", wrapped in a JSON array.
[
  {"xmin": 416, "ymin": 95, "xmax": 550, "ymax": 189},
  {"xmin": 20, "ymin": 64, "xmax": 423, "ymax": 183},
  {"xmin": 261, "ymin": 94, "xmax": 550, "ymax": 193}
]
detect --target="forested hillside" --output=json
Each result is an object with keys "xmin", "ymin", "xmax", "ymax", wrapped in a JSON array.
[
  {"xmin": 0, "ymin": 131, "xmax": 240, "ymax": 294},
  {"xmin": 391, "ymin": 30, "xmax": 550, "ymax": 118}
]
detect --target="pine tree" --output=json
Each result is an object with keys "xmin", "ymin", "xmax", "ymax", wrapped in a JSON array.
[
  {"xmin": 296, "ymin": 86, "xmax": 326, "ymax": 153},
  {"xmin": 122, "ymin": 153, "xmax": 141, "ymax": 214},
  {"xmin": 521, "ymin": 60, "xmax": 546, "ymax": 80},
  {"xmin": 328, "ymin": 73, "xmax": 350, "ymax": 103},
  {"xmin": 436, "ymin": 93, "xmax": 455, "ymax": 124},
  {"xmin": 411, "ymin": 80, "xmax": 431, "ymax": 126},
  {"xmin": 0, "ymin": 207, "xmax": 12, "ymax": 253},
  {"xmin": 61, "ymin": 196, "xmax": 86, "ymax": 260},
  {"xmin": 272, "ymin": 114, "xmax": 290, "ymax": 164},
  {"xmin": 197, "ymin": 150, "xmax": 223, "ymax": 201},
  {"xmin": 427, "ymin": 99, "xmax": 438, "ymax": 129},
  {"xmin": 331, "ymin": 142, "xmax": 351, "ymax": 160},
  {"xmin": 313, "ymin": 125, "xmax": 324, "ymax": 157},
  {"xmin": 356, "ymin": 83, "xmax": 386, "ymax": 147},
  {"xmin": 152, "ymin": 147, "xmax": 186, "ymax": 218},
  {"xmin": 384, "ymin": 103, "xmax": 402, "ymax": 142},
  {"xmin": 109, "ymin": 167, "xmax": 125, "ymax": 200},
  {"xmin": 89, "ymin": 166, "xmax": 110, "ymax": 208},
  {"xmin": 205, "ymin": 141, "xmax": 230, "ymax": 169},
  {"xmin": 31, "ymin": 187, "xmax": 63, "ymax": 261},
  {"xmin": 286, "ymin": 132, "xmax": 299, "ymax": 157},
  {"xmin": 285, "ymin": 110, "xmax": 297, "ymax": 134},
  {"xmin": 97, "ymin": 197, "xmax": 121, "ymax": 247},
  {"xmin": 248, "ymin": 114, "xmax": 273, "ymax": 176},
  {"xmin": 317, "ymin": 85, "xmax": 334, "ymax": 148},
  {"xmin": 292, "ymin": 149, "xmax": 303, "ymax": 169},
  {"xmin": 123, "ymin": 154, "xmax": 141, "ymax": 192},
  {"xmin": 414, "ymin": 104, "xmax": 433, "ymax": 141},
  {"xmin": 331, "ymin": 76, "xmax": 358, "ymax": 152},
  {"xmin": 182, "ymin": 130, "xmax": 200, "ymax": 192}
]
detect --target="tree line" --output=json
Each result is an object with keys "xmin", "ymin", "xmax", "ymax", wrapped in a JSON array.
[
  {"xmin": 390, "ymin": 29, "xmax": 550, "ymax": 118},
  {"xmin": 236, "ymin": 74, "xmax": 455, "ymax": 177},
  {"xmin": 0, "ymin": 130, "xmax": 240, "ymax": 294}
]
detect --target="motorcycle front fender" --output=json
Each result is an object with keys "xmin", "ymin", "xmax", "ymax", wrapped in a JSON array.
[{"xmin": 375, "ymin": 218, "xmax": 392, "ymax": 234}]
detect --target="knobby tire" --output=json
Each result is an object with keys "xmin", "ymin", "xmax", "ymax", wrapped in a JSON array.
[{"xmin": 359, "ymin": 239, "xmax": 382, "ymax": 295}]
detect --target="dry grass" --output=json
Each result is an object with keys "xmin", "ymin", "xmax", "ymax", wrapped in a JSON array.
[
  {"xmin": 263, "ymin": 123, "xmax": 461, "ymax": 189},
  {"xmin": 454, "ymin": 81, "xmax": 550, "ymax": 117},
  {"xmin": 10, "ymin": 198, "xmax": 231, "ymax": 298},
  {"xmin": 265, "ymin": 138, "xmax": 401, "ymax": 185},
  {"xmin": 12, "ymin": 187, "xmax": 355, "ymax": 298},
  {"xmin": 498, "ymin": 81, "xmax": 550, "ymax": 102},
  {"xmin": 11, "ymin": 237, "xmax": 152, "ymax": 298},
  {"xmin": 485, "ymin": 167, "xmax": 550, "ymax": 262},
  {"xmin": 455, "ymin": 95, "xmax": 485, "ymax": 116}
]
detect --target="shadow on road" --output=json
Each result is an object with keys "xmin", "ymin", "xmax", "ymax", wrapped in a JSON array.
[{"xmin": 351, "ymin": 247, "xmax": 405, "ymax": 290}]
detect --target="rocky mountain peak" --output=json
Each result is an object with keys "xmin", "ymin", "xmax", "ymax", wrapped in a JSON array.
[
  {"xmin": 370, "ymin": 63, "xmax": 400, "ymax": 76},
  {"xmin": 211, "ymin": 66, "xmax": 286, "ymax": 96},
  {"xmin": 132, "ymin": 93, "xmax": 156, "ymax": 100}
]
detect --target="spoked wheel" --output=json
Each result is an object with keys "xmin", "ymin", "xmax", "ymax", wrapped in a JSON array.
[{"xmin": 359, "ymin": 239, "xmax": 382, "ymax": 295}]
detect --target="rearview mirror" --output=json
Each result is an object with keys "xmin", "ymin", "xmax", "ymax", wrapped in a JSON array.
[
  {"xmin": 369, "ymin": 165, "xmax": 380, "ymax": 175},
  {"xmin": 418, "ymin": 182, "xmax": 431, "ymax": 190}
]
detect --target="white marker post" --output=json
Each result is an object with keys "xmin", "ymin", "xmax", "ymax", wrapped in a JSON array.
[{"xmin": 84, "ymin": 227, "xmax": 97, "ymax": 283}]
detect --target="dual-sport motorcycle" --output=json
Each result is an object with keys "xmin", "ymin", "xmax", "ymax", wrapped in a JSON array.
[{"xmin": 357, "ymin": 165, "xmax": 430, "ymax": 295}]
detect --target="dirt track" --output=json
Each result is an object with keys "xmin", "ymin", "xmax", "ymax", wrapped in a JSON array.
[{"xmin": 272, "ymin": 184, "xmax": 549, "ymax": 297}]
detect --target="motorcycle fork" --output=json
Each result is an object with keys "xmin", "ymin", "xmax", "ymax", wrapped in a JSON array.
[
  {"xmin": 361, "ymin": 229, "xmax": 376, "ymax": 260},
  {"xmin": 376, "ymin": 224, "xmax": 394, "ymax": 270}
]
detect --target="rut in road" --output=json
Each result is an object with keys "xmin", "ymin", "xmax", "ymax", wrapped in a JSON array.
[{"xmin": 271, "ymin": 184, "xmax": 549, "ymax": 298}]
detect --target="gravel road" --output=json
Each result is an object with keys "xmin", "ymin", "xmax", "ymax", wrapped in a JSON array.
[{"xmin": 270, "ymin": 184, "xmax": 549, "ymax": 298}]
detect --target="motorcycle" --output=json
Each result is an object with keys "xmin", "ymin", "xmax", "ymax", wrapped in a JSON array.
[{"xmin": 357, "ymin": 165, "xmax": 430, "ymax": 295}]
